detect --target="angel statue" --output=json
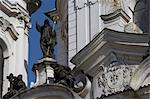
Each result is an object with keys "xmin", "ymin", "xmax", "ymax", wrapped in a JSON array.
[{"xmin": 36, "ymin": 19, "xmax": 57, "ymax": 58}]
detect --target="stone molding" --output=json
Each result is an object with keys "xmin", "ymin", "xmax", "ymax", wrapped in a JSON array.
[
  {"xmin": 32, "ymin": 57, "xmax": 91, "ymax": 98},
  {"xmin": 101, "ymin": 9, "xmax": 131, "ymax": 23},
  {"xmin": 71, "ymin": 29, "xmax": 149, "ymax": 76},
  {"xmin": 0, "ymin": 0, "xmax": 31, "ymax": 30},
  {"xmin": 0, "ymin": 17, "xmax": 19, "ymax": 40},
  {"xmin": 71, "ymin": 28, "xmax": 150, "ymax": 97},
  {"xmin": 0, "ymin": 0, "xmax": 28, "ymax": 17}
]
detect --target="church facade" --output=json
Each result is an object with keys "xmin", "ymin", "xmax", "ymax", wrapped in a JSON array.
[
  {"xmin": 46, "ymin": 0, "xmax": 150, "ymax": 99},
  {"xmin": 0, "ymin": 0, "xmax": 149, "ymax": 99}
]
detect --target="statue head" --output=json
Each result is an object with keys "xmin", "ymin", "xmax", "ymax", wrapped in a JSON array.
[{"xmin": 17, "ymin": 74, "xmax": 23, "ymax": 81}]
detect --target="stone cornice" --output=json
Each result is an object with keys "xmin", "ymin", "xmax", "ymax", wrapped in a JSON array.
[
  {"xmin": 71, "ymin": 28, "xmax": 149, "ymax": 78},
  {"xmin": 101, "ymin": 9, "xmax": 131, "ymax": 23},
  {"xmin": 0, "ymin": 17, "xmax": 19, "ymax": 40},
  {"xmin": 71, "ymin": 28, "xmax": 149, "ymax": 67},
  {"xmin": 0, "ymin": 0, "xmax": 29, "ymax": 17},
  {"xmin": 0, "ymin": 0, "xmax": 41, "ymax": 17},
  {"xmin": 71, "ymin": 29, "xmax": 150, "ymax": 98}
]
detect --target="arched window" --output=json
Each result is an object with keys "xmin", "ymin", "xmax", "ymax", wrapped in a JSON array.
[
  {"xmin": 0, "ymin": 45, "xmax": 3, "ymax": 97},
  {"xmin": 134, "ymin": 0, "xmax": 150, "ymax": 33}
]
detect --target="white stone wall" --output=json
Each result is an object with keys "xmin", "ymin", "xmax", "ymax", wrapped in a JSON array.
[
  {"xmin": 68, "ymin": 0, "xmax": 101, "ymax": 69},
  {"xmin": 68, "ymin": 0, "xmax": 139, "ymax": 68},
  {"xmin": 0, "ymin": 0, "xmax": 29, "ymax": 95},
  {"xmin": 68, "ymin": 0, "xmax": 77, "ymax": 68},
  {"xmin": 68, "ymin": 0, "xmax": 142, "ymax": 99}
]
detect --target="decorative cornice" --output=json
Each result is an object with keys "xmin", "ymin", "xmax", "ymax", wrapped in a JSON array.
[
  {"xmin": 101, "ymin": 9, "xmax": 131, "ymax": 23},
  {"xmin": 0, "ymin": 0, "xmax": 40, "ymax": 17},
  {"xmin": 71, "ymin": 28, "xmax": 149, "ymax": 67},
  {"xmin": 71, "ymin": 28, "xmax": 150, "ymax": 97},
  {"xmin": 0, "ymin": 17, "xmax": 19, "ymax": 40},
  {"xmin": 0, "ymin": 0, "xmax": 29, "ymax": 17}
]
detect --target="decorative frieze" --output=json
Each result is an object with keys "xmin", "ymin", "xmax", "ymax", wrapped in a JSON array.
[
  {"xmin": 97, "ymin": 52, "xmax": 132, "ymax": 96},
  {"xmin": 97, "ymin": 65, "xmax": 131, "ymax": 95}
]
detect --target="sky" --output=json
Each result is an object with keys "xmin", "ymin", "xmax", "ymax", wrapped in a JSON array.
[{"xmin": 28, "ymin": 0, "xmax": 55, "ymax": 86}]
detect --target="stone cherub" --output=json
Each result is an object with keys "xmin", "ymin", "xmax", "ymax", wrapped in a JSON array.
[{"xmin": 36, "ymin": 19, "xmax": 57, "ymax": 58}]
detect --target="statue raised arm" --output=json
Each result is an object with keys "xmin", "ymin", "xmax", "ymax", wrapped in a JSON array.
[{"xmin": 36, "ymin": 21, "xmax": 42, "ymax": 33}]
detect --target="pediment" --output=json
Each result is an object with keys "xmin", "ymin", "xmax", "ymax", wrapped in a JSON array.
[{"xmin": 0, "ymin": 17, "xmax": 19, "ymax": 41}]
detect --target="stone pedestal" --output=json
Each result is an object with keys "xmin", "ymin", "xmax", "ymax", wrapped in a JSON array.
[
  {"xmin": 32, "ymin": 57, "xmax": 56, "ymax": 86},
  {"xmin": 30, "ymin": 57, "xmax": 91, "ymax": 99}
]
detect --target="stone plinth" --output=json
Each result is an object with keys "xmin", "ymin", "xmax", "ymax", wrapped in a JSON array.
[{"xmin": 32, "ymin": 57, "xmax": 56, "ymax": 86}]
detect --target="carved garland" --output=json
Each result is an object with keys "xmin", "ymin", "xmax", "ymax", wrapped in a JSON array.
[
  {"xmin": 97, "ymin": 64, "xmax": 131, "ymax": 96},
  {"xmin": 97, "ymin": 52, "xmax": 132, "ymax": 96}
]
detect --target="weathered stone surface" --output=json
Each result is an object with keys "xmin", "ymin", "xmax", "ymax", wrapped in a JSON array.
[
  {"xmin": 12, "ymin": 84, "xmax": 78, "ymax": 99},
  {"xmin": 124, "ymin": 22, "xmax": 143, "ymax": 33}
]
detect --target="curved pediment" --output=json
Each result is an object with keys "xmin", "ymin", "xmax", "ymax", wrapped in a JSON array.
[{"xmin": 0, "ymin": 17, "xmax": 19, "ymax": 41}]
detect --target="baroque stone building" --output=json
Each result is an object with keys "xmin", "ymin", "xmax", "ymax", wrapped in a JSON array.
[
  {"xmin": 46, "ymin": 0, "xmax": 150, "ymax": 99},
  {"xmin": 0, "ymin": 0, "xmax": 150, "ymax": 99}
]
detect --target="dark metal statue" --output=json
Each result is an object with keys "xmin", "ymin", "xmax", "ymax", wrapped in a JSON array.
[
  {"xmin": 51, "ymin": 64, "xmax": 87, "ymax": 91},
  {"xmin": 51, "ymin": 64, "xmax": 75, "ymax": 88},
  {"xmin": 36, "ymin": 19, "xmax": 57, "ymax": 58},
  {"xmin": 3, "ymin": 73, "xmax": 26, "ymax": 99}
]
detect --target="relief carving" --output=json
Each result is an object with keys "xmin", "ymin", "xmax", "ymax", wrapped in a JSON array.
[
  {"xmin": 97, "ymin": 52, "xmax": 131, "ymax": 96},
  {"xmin": 0, "ymin": 17, "xmax": 19, "ymax": 40}
]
